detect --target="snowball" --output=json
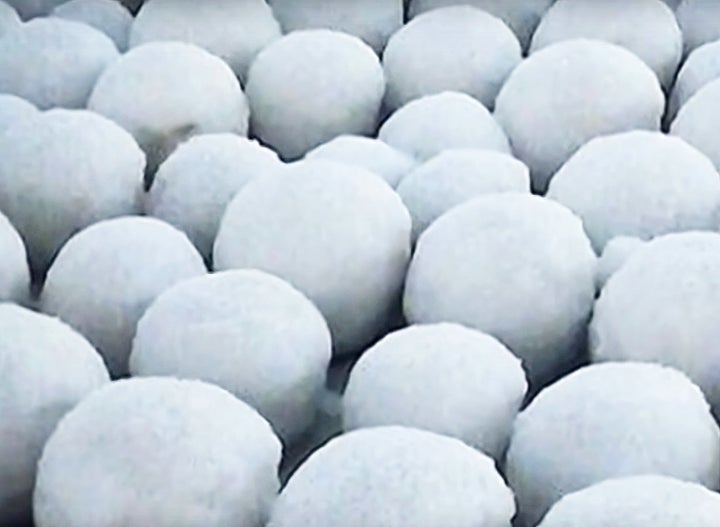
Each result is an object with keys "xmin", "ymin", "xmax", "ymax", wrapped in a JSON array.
[
  {"xmin": 0, "ymin": 94, "xmax": 38, "ymax": 134},
  {"xmin": 146, "ymin": 134, "xmax": 283, "ymax": 261},
  {"xmin": 594, "ymin": 235, "xmax": 645, "ymax": 291},
  {"xmin": 4, "ymin": 0, "xmax": 66, "ymax": 19},
  {"xmin": 246, "ymin": 30, "xmax": 385, "ymax": 161},
  {"xmin": 52, "ymin": 0, "xmax": 133, "ymax": 51},
  {"xmin": 34, "ymin": 377, "xmax": 282, "ymax": 527},
  {"xmin": 130, "ymin": 0, "xmax": 281, "ymax": 80},
  {"xmin": 378, "ymin": 92, "xmax": 511, "ymax": 162},
  {"xmin": 0, "ymin": 18, "xmax": 118, "ymax": 110},
  {"xmin": 0, "ymin": 211, "xmax": 29, "ymax": 303},
  {"xmin": 41, "ymin": 217, "xmax": 206, "ymax": 377},
  {"xmin": 670, "ymin": 41, "xmax": 720, "ymax": 120},
  {"xmin": 383, "ymin": 6, "xmax": 521, "ymax": 112},
  {"xmin": 495, "ymin": 39, "xmax": 664, "ymax": 193},
  {"xmin": 677, "ymin": 0, "xmax": 720, "ymax": 55},
  {"xmin": 397, "ymin": 149, "xmax": 530, "ymax": 243},
  {"xmin": 214, "ymin": 160, "xmax": 411, "ymax": 356},
  {"xmin": 0, "ymin": 304, "xmax": 108, "ymax": 524},
  {"xmin": 268, "ymin": 427, "xmax": 515, "ymax": 527},
  {"xmin": 305, "ymin": 135, "xmax": 416, "ymax": 188},
  {"xmin": 671, "ymin": 78, "xmax": 720, "ymax": 172},
  {"xmin": 0, "ymin": 1, "xmax": 20, "ymax": 37}
]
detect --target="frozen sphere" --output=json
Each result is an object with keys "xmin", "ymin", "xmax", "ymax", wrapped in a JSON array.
[
  {"xmin": 397, "ymin": 149, "xmax": 530, "ymax": 243},
  {"xmin": 506, "ymin": 362, "xmax": 720, "ymax": 527},
  {"xmin": 342, "ymin": 323, "xmax": 527, "ymax": 460},
  {"xmin": 146, "ymin": 134, "xmax": 283, "ymax": 261},
  {"xmin": 305, "ymin": 135, "xmax": 416, "ymax": 188},
  {"xmin": 0, "ymin": 211, "xmax": 29, "ymax": 303},
  {"xmin": 0, "ymin": 94, "xmax": 38, "ymax": 133},
  {"xmin": 0, "ymin": 110, "xmax": 144, "ymax": 274},
  {"xmin": 671, "ymin": 78, "xmax": 720, "ymax": 172},
  {"xmin": 670, "ymin": 40, "xmax": 720, "ymax": 120},
  {"xmin": 0, "ymin": 18, "xmax": 118, "ymax": 110},
  {"xmin": 130, "ymin": 0, "xmax": 281, "ymax": 80},
  {"xmin": 4, "ymin": 0, "xmax": 66, "ymax": 19},
  {"xmin": 594, "ymin": 235, "xmax": 645, "ymax": 290},
  {"xmin": 52, "ymin": 0, "xmax": 133, "ymax": 51},
  {"xmin": 41, "ymin": 217, "xmax": 206, "ymax": 377},
  {"xmin": 383, "ymin": 6, "xmax": 521, "ymax": 112},
  {"xmin": 677, "ymin": 0, "xmax": 720, "ymax": 55},
  {"xmin": 546, "ymin": 131, "xmax": 720, "ymax": 253},
  {"xmin": 495, "ymin": 39, "xmax": 664, "ymax": 193},
  {"xmin": 214, "ymin": 160, "xmax": 411, "ymax": 356},
  {"xmin": 378, "ymin": 92, "xmax": 511, "ymax": 162},
  {"xmin": 404, "ymin": 194, "xmax": 596, "ymax": 387},
  {"xmin": 0, "ymin": 304, "xmax": 109, "ymax": 525},
  {"xmin": 246, "ymin": 30, "xmax": 385, "ymax": 161},
  {"xmin": 268, "ymin": 427, "xmax": 515, "ymax": 527},
  {"xmin": 34, "ymin": 377, "xmax": 282, "ymax": 527},
  {"xmin": 0, "ymin": 1, "xmax": 20, "ymax": 37}
]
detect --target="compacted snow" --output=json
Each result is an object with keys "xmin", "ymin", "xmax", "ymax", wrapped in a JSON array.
[
  {"xmin": 670, "ymin": 40, "xmax": 720, "ymax": 119},
  {"xmin": 0, "ymin": 211, "xmax": 29, "ymax": 304},
  {"xmin": 676, "ymin": 0, "xmax": 720, "ymax": 55},
  {"xmin": 671, "ymin": 77, "xmax": 720, "ymax": 172},
  {"xmin": 52, "ymin": 0, "xmax": 133, "ymax": 51},
  {"xmin": 0, "ymin": 94, "xmax": 38, "ymax": 135},
  {"xmin": 594, "ymin": 236, "xmax": 646, "ymax": 291},
  {"xmin": 0, "ymin": 1, "xmax": 20, "ymax": 37}
]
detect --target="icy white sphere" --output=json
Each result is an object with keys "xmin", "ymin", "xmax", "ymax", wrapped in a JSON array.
[
  {"xmin": 0, "ymin": 110, "xmax": 145, "ymax": 274},
  {"xmin": 41, "ymin": 217, "xmax": 206, "ymax": 377},
  {"xmin": 130, "ymin": 0, "xmax": 281, "ymax": 80},
  {"xmin": 594, "ymin": 235, "xmax": 645, "ymax": 290},
  {"xmin": 670, "ymin": 41, "xmax": 720, "ymax": 120},
  {"xmin": 214, "ymin": 160, "xmax": 411, "ymax": 356},
  {"xmin": 378, "ymin": 92, "xmax": 511, "ymax": 162},
  {"xmin": 506, "ymin": 362, "xmax": 720, "ymax": 527},
  {"xmin": 0, "ymin": 304, "xmax": 109, "ymax": 525},
  {"xmin": 146, "ymin": 134, "xmax": 283, "ymax": 261},
  {"xmin": 495, "ymin": 39, "xmax": 664, "ymax": 193},
  {"xmin": 404, "ymin": 194, "xmax": 596, "ymax": 387},
  {"xmin": 0, "ymin": 94, "xmax": 38, "ymax": 133},
  {"xmin": 383, "ymin": 6, "xmax": 521, "ymax": 112},
  {"xmin": 0, "ymin": 211, "xmax": 29, "ymax": 303},
  {"xmin": 671, "ymin": 78, "xmax": 720, "ymax": 171},
  {"xmin": 0, "ymin": 1, "xmax": 20, "ymax": 37},
  {"xmin": 268, "ymin": 427, "xmax": 516, "ymax": 527},
  {"xmin": 246, "ymin": 30, "xmax": 385, "ymax": 161},
  {"xmin": 4, "ymin": 0, "xmax": 66, "ymax": 19},
  {"xmin": 677, "ymin": 0, "xmax": 720, "ymax": 55},
  {"xmin": 34, "ymin": 377, "xmax": 282, "ymax": 527},
  {"xmin": 397, "ymin": 149, "xmax": 530, "ymax": 243},
  {"xmin": 52, "ymin": 0, "xmax": 133, "ymax": 51}
]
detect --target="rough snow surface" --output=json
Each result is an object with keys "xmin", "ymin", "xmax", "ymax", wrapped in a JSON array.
[{"xmin": 53, "ymin": 0, "xmax": 133, "ymax": 51}]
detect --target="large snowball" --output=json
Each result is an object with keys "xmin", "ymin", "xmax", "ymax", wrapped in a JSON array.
[
  {"xmin": 0, "ymin": 211, "xmax": 29, "ymax": 303},
  {"xmin": 594, "ymin": 235, "xmax": 645, "ymax": 291},
  {"xmin": 246, "ymin": 30, "xmax": 385, "ymax": 161},
  {"xmin": 0, "ymin": 304, "xmax": 109, "ymax": 525},
  {"xmin": 671, "ymin": 78, "xmax": 720, "ymax": 171},
  {"xmin": 34, "ymin": 377, "xmax": 282, "ymax": 527},
  {"xmin": 41, "ymin": 217, "xmax": 206, "ymax": 377},
  {"xmin": 52, "ymin": 0, "xmax": 133, "ymax": 51},
  {"xmin": 670, "ymin": 41, "xmax": 720, "ymax": 120},
  {"xmin": 0, "ymin": 94, "xmax": 37, "ymax": 134},
  {"xmin": 677, "ymin": 0, "xmax": 720, "ymax": 55},
  {"xmin": 268, "ymin": 427, "xmax": 515, "ymax": 527},
  {"xmin": 495, "ymin": 39, "xmax": 664, "ymax": 192},
  {"xmin": 0, "ymin": 1, "xmax": 20, "ymax": 37}
]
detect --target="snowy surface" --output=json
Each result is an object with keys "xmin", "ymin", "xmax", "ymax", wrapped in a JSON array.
[
  {"xmin": 594, "ymin": 236, "xmax": 645, "ymax": 291},
  {"xmin": 0, "ymin": 94, "xmax": 38, "ymax": 135},
  {"xmin": 52, "ymin": 0, "xmax": 132, "ymax": 51},
  {"xmin": 0, "ymin": 1, "xmax": 20, "ymax": 37},
  {"xmin": 0, "ymin": 211, "xmax": 29, "ymax": 304},
  {"xmin": 671, "ymin": 77, "xmax": 720, "ymax": 172},
  {"xmin": 671, "ymin": 40, "xmax": 720, "ymax": 120},
  {"xmin": 4, "ymin": 0, "xmax": 66, "ymax": 19},
  {"xmin": 677, "ymin": 0, "xmax": 720, "ymax": 55}
]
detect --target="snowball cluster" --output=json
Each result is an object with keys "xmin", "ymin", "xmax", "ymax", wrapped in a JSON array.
[
  {"xmin": 52, "ymin": 0, "xmax": 133, "ymax": 51},
  {"xmin": 594, "ymin": 236, "xmax": 645, "ymax": 291}
]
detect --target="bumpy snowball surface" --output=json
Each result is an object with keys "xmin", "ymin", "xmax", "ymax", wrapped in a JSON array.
[
  {"xmin": 0, "ymin": 211, "xmax": 29, "ymax": 303},
  {"xmin": 268, "ymin": 427, "xmax": 516, "ymax": 527},
  {"xmin": 0, "ymin": 1, "xmax": 20, "ymax": 37},
  {"xmin": 41, "ymin": 217, "xmax": 206, "ymax": 377},
  {"xmin": 52, "ymin": 0, "xmax": 133, "ymax": 51},
  {"xmin": 0, "ymin": 304, "xmax": 109, "ymax": 524},
  {"xmin": 671, "ymin": 78, "xmax": 720, "ymax": 171},
  {"xmin": 0, "ymin": 94, "xmax": 38, "ymax": 133},
  {"xmin": 246, "ymin": 30, "xmax": 385, "ymax": 161},
  {"xmin": 677, "ymin": 0, "xmax": 720, "ymax": 55},
  {"xmin": 594, "ymin": 236, "xmax": 645, "ymax": 290},
  {"xmin": 506, "ymin": 363, "xmax": 720, "ymax": 527},
  {"xmin": 495, "ymin": 39, "xmax": 664, "ymax": 192},
  {"xmin": 34, "ymin": 377, "xmax": 282, "ymax": 527},
  {"xmin": 670, "ymin": 41, "xmax": 720, "ymax": 120}
]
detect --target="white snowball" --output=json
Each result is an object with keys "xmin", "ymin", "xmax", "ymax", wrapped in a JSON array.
[
  {"xmin": 34, "ymin": 377, "xmax": 282, "ymax": 527},
  {"xmin": 0, "ymin": 211, "xmax": 29, "ymax": 303},
  {"xmin": 594, "ymin": 235, "xmax": 645, "ymax": 291},
  {"xmin": 0, "ymin": 18, "xmax": 118, "ymax": 110},
  {"xmin": 0, "ymin": 304, "xmax": 109, "ymax": 525},
  {"xmin": 378, "ymin": 91, "xmax": 511, "ymax": 162},
  {"xmin": 671, "ymin": 78, "xmax": 720, "ymax": 172},
  {"xmin": 130, "ymin": 0, "xmax": 281, "ymax": 80},
  {"xmin": 495, "ymin": 39, "xmax": 664, "ymax": 192},
  {"xmin": 0, "ymin": 94, "xmax": 38, "ymax": 134},
  {"xmin": 383, "ymin": 6, "xmax": 521, "ymax": 112},
  {"xmin": 397, "ymin": 148, "xmax": 530, "ymax": 242},
  {"xmin": 506, "ymin": 362, "xmax": 720, "ymax": 527},
  {"xmin": 146, "ymin": 134, "xmax": 283, "ymax": 260},
  {"xmin": 0, "ymin": 1, "xmax": 20, "ymax": 37},
  {"xmin": 214, "ymin": 160, "xmax": 411, "ymax": 356},
  {"xmin": 677, "ymin": 0, "xmax": 720, "ymax": 55},
  {"xmin": 52, "ymin": 0, "xmax": 133, "ymax": 51},
  {"xmin": 0, "ymin": 110, "xmax": 145, "ymax": 274},
  {"xmin": 4, "ymin": 0, "xmax": 66, "ymax": 19},
  {"xmin": 268, "ymin": 427, "xmax": 516, "ymax": 527},
  {"xmin": 670, "ymin": 40, "xmax": 720, "ymax": 120},
  {"xmin": 41, "ymin": 216, "xmax": 206, "ymax": 377},
  {"xmin": 246, "ymin": 30, "xmax": 385, "ymax": 161}
]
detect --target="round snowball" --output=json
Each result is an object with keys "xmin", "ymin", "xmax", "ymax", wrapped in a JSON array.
[
  {"xmin": 0, "ymin": 94, "xmax": 38, "ymax": 134},
  {"xmin": 671, "ymin": 78, "xmax": 720, "ymax": 172},
  {"xmin": 677, "ymin": 0, "xmax": 720, "ymax": 55},
  {"xmin": 0, "ymin": 211, "xmax": 29, "ymax": 303},
  {"xmin": 246, "ymin": 30, "xmax": 385, "ymax": 161},
  {"xmin": 34, "ymin": 377, "xmax": 282, "ymax": 527},
  {"xmin": 52, "ymin": 0, "xmax": 133, "ymax": 51},
  {"xmin": 41, "ymin": 217, "xmax": 206, "ymax": 378},
  {"xmin": 594, "ymin": 235, "xmax": 645, "ymax": 290},
  {"xmin": 268, "ymin": 427, "xmax": 515, "ymax": 527},
  {"xmin": 0, "ymin": 1, "xmax": 20, "ymax": 37},
  {"xmin": 495, "ymin": 39, "xmax": 664, "ymax": 192},
  {"xmin": 670, "ymin": 40, "xmax": 720, "ymax": 120},
  {"xmin": 214, "ymin": 160, "xmax": 411, "ymax": 356},
  {"xmin": 0, "ymin": 304, "xmax": 109, "ymax": 525}
]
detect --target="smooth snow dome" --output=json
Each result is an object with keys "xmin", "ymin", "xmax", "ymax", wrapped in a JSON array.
[
  {"xmin": 670, "ymin": 40, "xmax": 720, "ymax": 120},
  {"xmin": 52, "ymin": 0, "xmax": 133, "ymax": 51},
  {"xmin": 0, "ymin": 109, "xmax": 145, "ymax": 274},
  {"xmin": 342, "ymin": 323, "xmax": 527, "ymax": 460},
  {"xmin": 130, "ymin": 0, "xmax": 281, "ymax": 80},
  {"xmin": 378, "ymin": 92, "xmax": 511, "ymax": 162},
  {"xmin": 383, "ymin": 6, "xmax": 521, "ymax": 112},
  {"xmin": 0, "ymin": 94, "xmax": 37, "ymax": 135},
  {"xmin": 146, "ymin": 134, "xmax": 283, "ymax": 260},
  {"xmin": 214, "ymin": 160, "xmax": 411, "ymax": 356},
  {"xmin": 0, "ymin": 18, "xmax": 118, "ymax": 110},
  {"xmin": 268, "ymin": 427, "xmax": 515, "ymax": 527},
  {"xmin": 41, "ymin": 217, "xmax": 206, "ymax": 378},
  {"xmin": 0, "ymin": 304, "xmax": 108, "ymax": 525},
  {"xmin": 0, "ymin": 1, "xmax": 20, "ymax": 37},
  {"xmin": 404, "ymin": 194, "xmax": 596, "ymax": 387},
  {"xmin": 34, "ymin": 377, "xmax": 282, "ymax": 527},
  {"xmin": 246, "ymin": 30, "xmax": 385, "ymax": 161},
  {"xmin": 397, "ymin": 149, "xmax": 530, "ymax": 243},
  {"xmin": 594, "ymin": 235, "xmax": 645, "ymax": 291},
  {"xmin": 0, "ymin": 211, "xmax": 29, "ymax": 303},
  {"xmin": 677, "ymin": 0, "xmax": 720, "ymax": 55},
  {"xmin": 495, "ymin": 39, "xmax": 664, "ymax": 193},
  {"xmin": 671, "ymin": 78, "xmax": 720, "ymax": 172},
  {"xmin": 4, "ymin": 0, "xmax": 66, "ymax": 19}
]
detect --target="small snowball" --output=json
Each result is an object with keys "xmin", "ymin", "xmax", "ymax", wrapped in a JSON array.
[
  {"xmin": 594, "ymin": 235, "xmax": 645, "ymax": 290},
  {"xmin": 677, "ymin": 0, "xmax": 720, "ymax": 55},
  {"xmin": 670, "ymin": 40, "xmax": 720, "ymax": 120},
  {"xmin": 4, "ymin": 0, "xmax": 66, "ymax": 19},
  {"xmin": 0, "ymin": 94, "xmax": 38, "ymax": 134},
  {"xmin": 671, "ymin": 77, "xmax": 720, "ymax": 172},
  {"xmin": 0, "ymin": 211, "xmax": 29, "ymax": 303},
  {"xmin": 0, "ymin": 1, "xmax": 20, "ymax": 37},
  {"xmin": 52, "ymin": 0, "xmax": 133, "ymax": 51},
  {"xmin": 34, "ymin": 377, "xmax": 282, "ymax": 527}
]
